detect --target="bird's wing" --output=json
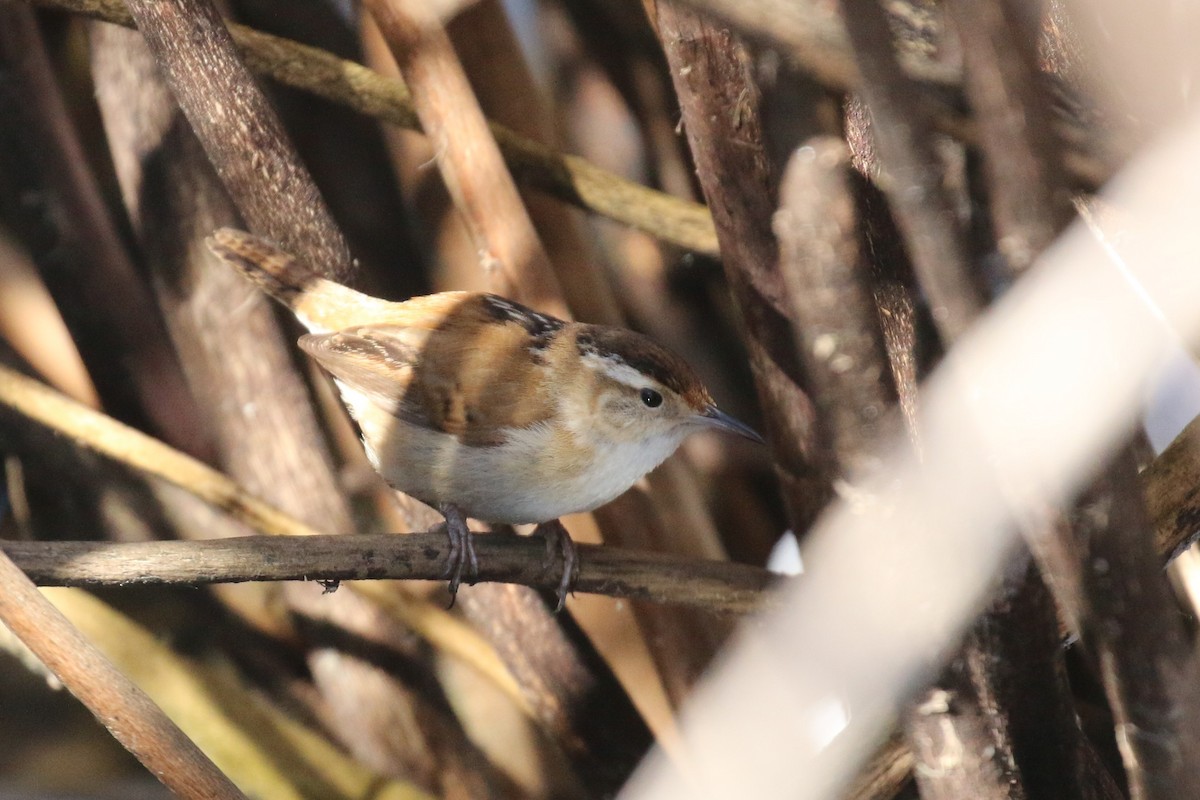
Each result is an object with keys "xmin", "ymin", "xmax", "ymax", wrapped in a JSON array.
[
  {"xmin": 298, "ymin": 328, "xmax": 423, "ymax": 421},
  {"xmin": 300, "ymin": 310, "xmax": 558, "ymax": 447}
]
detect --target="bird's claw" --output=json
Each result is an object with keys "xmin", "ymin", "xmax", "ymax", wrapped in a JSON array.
[
  {"xmin": 438, "ymin": 503, "xmax": 478, "ymax": 606},
  {"xmin": 537, "ymin": 519, "xmax": 579, "ymax": 612}
]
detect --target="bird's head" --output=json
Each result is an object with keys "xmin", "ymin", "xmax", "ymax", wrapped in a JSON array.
[{"xmin": 558, "ymin": 325, "xmax": 762, "ymax": 451}]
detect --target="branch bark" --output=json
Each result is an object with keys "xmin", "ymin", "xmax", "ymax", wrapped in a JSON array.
[
  {"xmin": 774, "ymin": 137, "xmax": 898, "ymax": 479},
  {"xmin": 1145, "ymin": 412, "xmax": 1200, "ymax": 560},
  {"xmin": 121, "ymin": 0, "xmax": 352, "ymax": 277},
  {"xmin": 948, "ymin": 0, "xmax": 1072, "ymax": 275},
  {"xmin": 653, "ymin": 1, "xmax": 828, "ymax": 532},
  {"xmin": 2, "ymin": 533, "xmax": 775, "ymax": 613},
  {"xmin": 1038, "ymin": 455, "xmax": 1200, "ymax": 799},
  {"xmin": 676, "ymin": 0, "xmax": 1112, "ymax": 187}
]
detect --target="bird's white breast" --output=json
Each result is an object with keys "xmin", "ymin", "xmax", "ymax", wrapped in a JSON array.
[{"xmin": 344, "ymin": 381, "xmax": 686, "ymax": 524}]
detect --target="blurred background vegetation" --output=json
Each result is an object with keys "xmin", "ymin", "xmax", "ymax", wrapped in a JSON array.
[{"xmin": 5, "ymin": 0, "xmax": 1200, "ymax": 798}]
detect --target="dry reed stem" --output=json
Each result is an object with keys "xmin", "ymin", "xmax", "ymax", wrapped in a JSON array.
[
  {"xmin": 0, "ymin": 4, "xmax": 204, "ymax": 452},
  {"xmin": 122, "ymin": 0, "xmax": 353, "ymax": 277},
  {"xmin": 448, "ymin": 0, "xmax": 624, "ymax": 326},
  {"xmin": 30, "ymin": 587, "xmax": 434, "ymax": 800},
  {"xmin": 677, "ymin": 0, "xmax": 1111, "ymax": 186},
  {"xmin": 365, "ymin": 0, "xmax": 567, "ymax": 314},
  {"xmin": 25, "ymin": 0, "xmax": 720, "ymax": 255},
  {"xmin": 0, "ymin": 546, "xmax": 246, "ymax": 799},
  {"xmin": 774, "ymin": 138, "xmax": 898, "ymax": 479},
  {"xmin": 838, "ymin": 0, "xmax": 982, "ymax": 343}
]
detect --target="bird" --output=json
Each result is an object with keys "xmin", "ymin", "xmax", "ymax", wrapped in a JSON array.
[{"xmin": 206, "ymin": 228, "xmax": 762, "ymax": 608}]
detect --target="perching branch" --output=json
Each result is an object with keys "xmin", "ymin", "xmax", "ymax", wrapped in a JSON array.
[
  {"xmin": 2, "ymin": 532, "xmax": 775, "ymax": 613},
  {"xmin": 26, "ymin": 0, "xmax": 719, "ymax": 255},
  {"xmin": 0, "ymin": 365, "xmax": 773, "ymax": 613}
]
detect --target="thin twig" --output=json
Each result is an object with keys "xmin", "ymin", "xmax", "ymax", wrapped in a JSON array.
[
  {"xmin": 25, "ymin": 0, "xmax": 719, "ymax": 255},
  {"xmin": 2, "ymin": 533, "xmax": 776, "ymax": 613},
  {"xmin": 0, "ymin": 544, "xmax": 246, "ymax": 799}
]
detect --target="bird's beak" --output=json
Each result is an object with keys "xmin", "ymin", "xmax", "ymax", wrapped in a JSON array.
[{"xmin": 696, "ymin": 405, "xmax": 765, "ymax": 444}]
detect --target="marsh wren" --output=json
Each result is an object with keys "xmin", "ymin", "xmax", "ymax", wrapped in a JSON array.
[{"xmin": 207, "ymin": 228, "xmax": 762, "ymax": 607}]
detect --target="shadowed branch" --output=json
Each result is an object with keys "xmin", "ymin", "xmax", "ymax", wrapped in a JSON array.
[{"xmin": 3, "ymin": 532, "xmax": 777, "ymax": 613}]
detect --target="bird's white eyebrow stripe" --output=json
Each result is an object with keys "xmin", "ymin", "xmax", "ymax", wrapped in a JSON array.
[{"xmin": 582, "ymin": 352, "xmax": 657, "ymax": 390}]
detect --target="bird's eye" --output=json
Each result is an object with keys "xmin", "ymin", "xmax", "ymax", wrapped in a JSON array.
[{"xmin": 640, "ymin": 388, "xmax": 663, "ymax": 408}]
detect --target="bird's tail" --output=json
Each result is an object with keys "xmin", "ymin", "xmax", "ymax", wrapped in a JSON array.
[{"xmin": 206, "ymin": 228, "xmax": 379, "ymax": 333}]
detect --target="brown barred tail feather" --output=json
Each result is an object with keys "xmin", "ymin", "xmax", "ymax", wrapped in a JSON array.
[
  {"xmin": 206, "ymin": 227, "xmax": 386, "ymax": 332},
  {"xmin": 205, "ymin": 228, "xmax": 317, "ymax": 309}
]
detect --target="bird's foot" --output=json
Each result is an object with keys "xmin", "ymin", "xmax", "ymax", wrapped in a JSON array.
[
  {"xmin": 438, "ymin": 503, "xmax": 478, "ymax": 606},
  {"xmin": 536, "ymin": 519, "xmax": 578, "ymax": 612}
]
